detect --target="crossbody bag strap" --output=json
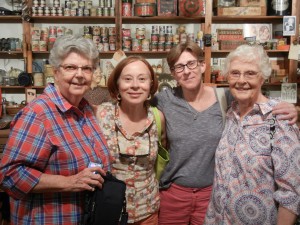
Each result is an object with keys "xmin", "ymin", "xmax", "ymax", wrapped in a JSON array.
[
  {"xmin": 151, "ymin": 106, "xmax": 162, "ymax": 142},
  {"xmin": 216, "ymin": 87, "xmax": 227, "ymax": 126}
]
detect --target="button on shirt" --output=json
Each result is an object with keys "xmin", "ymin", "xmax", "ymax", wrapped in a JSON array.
[
  {"xmin": 205, "ymin": 99, "xmax": 300, "ymax": 225},
  {"xmin": 0, "ymin": 84, "xmax": 110, "ymax": 225}
]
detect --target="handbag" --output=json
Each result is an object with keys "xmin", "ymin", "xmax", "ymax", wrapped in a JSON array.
[
  {"xmin": 82, "ymin": 171, "xmax": 128, "ymax": 225},
  {"xmin": 152, "ymin": 107, "xmax": 170, "ymax": 180}
]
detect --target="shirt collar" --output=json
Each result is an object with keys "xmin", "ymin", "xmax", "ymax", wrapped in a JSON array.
[{"xmin": 44, "ymin": 84, "xmax": 89, "ymax": 113}]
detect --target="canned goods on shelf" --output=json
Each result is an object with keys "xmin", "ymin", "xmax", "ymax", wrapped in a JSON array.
[
  {"xmin": 85, "ymin": 0, "xmax": 93, "ymax": 9},
  {"xmin": 150, "ymin": 42, "xmax": 158, "ymax": 52},
  {"xmin": 109, "ymin": 7, "xmax": 115, "ymax": 16},
  {"xmin": 93, "ymin": 26, "xmax": 101, "ymax": 35},
  {"xmin": 158, "ymin": 42, "xmax": 165, "ymax": 51},
  {"xmin": 101, "ymin": 36, "xmax": 109, "ymax": 43},
  {"xmin": 65, "ymin": 0, "xmax": 71, "ymax": 9},
  {"xmin": 76, "ymin": 8, "xmax": 84, "ymax": 16},
  {"xmin": 108, "ymin": 27, "xmax": 116, "ymax": 35},
  {"xmin": 122, "ymin": 2, "xmax": 132, "ymax": 16},
  {"xmin": 33, "ymin": 72, "xmax": 44, "ymax": 86},
  {"xmin": 37, "ymin": 7, "xmax": 44, "ymax": 16},
  {"xmin": 78, "ymin": 0, "xmax": 85, "ymax": 8},
  {"xmin": 50, "ymin": 7, "xmax": 57, "ymax": 16},
  {"xmin": 90, "ymin": 7, "xmax": 97, "ymax": 16},
  {"xmin": 151, "ymin": 34, "xmax": 159, "ymax": 43},
  {"xmin": 71, "ymin": 0, "xmax": 78, "ymax": 9},
  {"xmin": 142, "ymin": 39, "xmax": 150, "ymax": 51},
  {"xmin": 122, "ymin": 37, "xmax": 132, "ymax": 51},
  {"xmin": 134, "ymin": 3, "xmax": 156, "ymax": 17},
  {"xmin": 136, "ymin": 27, "xmax": 146, "ymax": 39},
  {"xmin": 57, "ymin": 7, "xmax": 63, "ymax": 16},
  {"xmin": 97, "ymin": 7, "xmax": 103, "ymax": 16},
  {"xmin": 64, "ymin": 8, "xmax": 70, "ymax": 16},
  {"xmin": 53, "ymin": 0, "xmax": 60, "ymax": 7},
  {"xmin": 103, "ymin": 43, "xmax": 109, "ymax": 51},
  {"xmin": 109, "ymin": 43, "xmax": 116, "ymax": 51},
  {"xmin": 39, "ymin": 41, "xmax": 47, "ymax": 51},
  {"xmin": 165, "ymin": 42, "xmax": 172, "ymax": 51},
  {"xmin": 70, "ymin": 8, "xmax": 76, "ymax": 16},
  {"xmin": 109, "ymin": 35, "xmax": 116, "ymax": 43},
  {"xmin": 122, "ymin": 28, "xmax": 131, "ymax": 37},
  {"xmin": 103, "ymin": 7, "xmax": 109, "ymax": 16},
  {"xmin": 83, "ymin": 9, "xmax": 90, "ymax": 16},
  {"xmin": 132, "ymin": 39, "xmax": 142, "ymax": 51},
  {"xmin": 93, "ymin": 35, "xmax": 101, "ymax": 44}
]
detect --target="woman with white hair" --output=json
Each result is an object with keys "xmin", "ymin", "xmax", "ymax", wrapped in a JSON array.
[{"xmin": 204, "ymin": 44, "xmax": 300, "ymax": 224}]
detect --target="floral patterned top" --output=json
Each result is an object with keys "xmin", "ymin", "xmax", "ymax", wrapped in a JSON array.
[
  {"xmin": 95, "ymin": 102, "xmax": 160, "ymax": 223},
  {"xmin": 204, "ymin": 99, "xmax": 300, "ymax": 225}
]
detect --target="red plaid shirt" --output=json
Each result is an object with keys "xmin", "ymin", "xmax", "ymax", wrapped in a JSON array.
[{"xmin": 0, "ymin": 84, "xmax": 110, "ymax": 225}]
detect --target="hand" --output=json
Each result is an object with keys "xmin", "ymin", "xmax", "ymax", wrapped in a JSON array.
[
  {"xmin": 272, "ymin": 102, "xmax": 298, "ymax": 125},
  {"xmin": 65, "ymin": 167, "xmax": 106, "ymax": 192}
]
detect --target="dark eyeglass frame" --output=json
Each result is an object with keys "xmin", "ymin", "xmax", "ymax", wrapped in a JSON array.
[
  {"xmin": 115, "ymin": 125, "xmax": 151, "ymax": 158},
  {"xmin": 171, "ymin": 60, "xmax": 200, "ymax": 73}
]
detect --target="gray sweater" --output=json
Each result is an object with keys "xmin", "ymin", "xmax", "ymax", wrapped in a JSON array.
[{"xmin": 153, "ymin": 87, "xmax": 226, "ymax": 189}]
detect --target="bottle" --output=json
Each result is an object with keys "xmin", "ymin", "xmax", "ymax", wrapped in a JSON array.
[{"xmin": 267, "ymin": 0, "xmax": 291, "ymax": 16}]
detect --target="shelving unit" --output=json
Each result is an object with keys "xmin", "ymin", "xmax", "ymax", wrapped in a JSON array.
[{"xmin": 0, "ymin": 0, "xmax": 299, "ymax": 97}]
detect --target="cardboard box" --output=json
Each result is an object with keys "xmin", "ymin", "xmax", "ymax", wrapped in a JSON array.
[
  {"xmin": 238, "ymin": 0, "xmax": 266, "ymax": 7},
  {"xmin": 178, "ymin": 0, "xmax": 205, "ymax": 16},
  {"xmin": 157, "ymin": 0, "xmax": 177, "ymax": 16},
  {"xmin": 217, "ymin": 6, "xmax": 266, "ymax": 16},
  {"xmin": 219, "ymin": 40, "xmax": 247, "ymax": 50},
  {"xmin": 217, "ymin": 29, "xmax": 244, "ymax": 41}
]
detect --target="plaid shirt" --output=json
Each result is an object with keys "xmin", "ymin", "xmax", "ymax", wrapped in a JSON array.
[{"xmin": 0, "ymin": 84, "xmax": 110, "ymax": 225}]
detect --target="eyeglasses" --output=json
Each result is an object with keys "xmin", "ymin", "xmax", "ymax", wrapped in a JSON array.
[
  {"xmin": 172, "ymin": 60, "xmax": 199, "ymax": 73},
  {"xmin": 59, "ymin": 64, "xmax": 94, "ymax": 75},
  {"xmin": 228, "ymin": 70, "xmax": 260, "ymax": 80},
  {"xmin": 116, "ymin": 126, "xmax": 150, "ymax": 158}
]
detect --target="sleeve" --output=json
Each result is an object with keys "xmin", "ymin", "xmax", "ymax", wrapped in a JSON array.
[
  {"xmin": 0, "ymin": 108, "xmax": 48, "ymax": 199},
  {"xmin": 151, "ymin": 90, "xmax": 168, "ymax": 112},
  {"xmin": 272, "ymin": 119, "xmax": 300, "ymax": 216}
]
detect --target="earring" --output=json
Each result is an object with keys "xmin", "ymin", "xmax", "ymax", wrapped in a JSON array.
[
  {"xmin": 147, "ymin": 94, "xmax": 151, "ymax": 100},
  {"xmin": 117, "ymin": 93, "xmax": 121, "ymax": 101}
]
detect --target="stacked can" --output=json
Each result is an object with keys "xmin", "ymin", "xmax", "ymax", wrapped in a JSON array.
[
  {"xmin": 150, "ymin": 25, "xmax": 173, "ymax": 52},
  {"xmin": 150, "ymin": 25, "xmax": 159, "ymax": 52},
  {"xmin": 64, "ymin": 0, "xmax": 99, "ymax": 16},
  {"xmin": 32, "ymin": 0, "xmax": 63, "ymax": 16},
  {"xmin": 122, "ymin": 28, "xmax": 131, "ymax": 51},
  {"xmin": 97, "ymin": 0, "xmax": 115, "ymax": 16},
  {"xmin": 83, "ymin": 26, "xmax": 116, "ymax": 52},
  {"xmin": 131, "ymin": 25, "xmax": 146, "ymax": 52}
]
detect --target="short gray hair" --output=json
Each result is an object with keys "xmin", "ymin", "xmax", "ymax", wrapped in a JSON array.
[
  {"xmin": 49, "ymin": 35, "xmax": 99, "ymax": 69},
  {"xmin": 222, "ymin": 44, "xmax": 272, "ymax": 80}
]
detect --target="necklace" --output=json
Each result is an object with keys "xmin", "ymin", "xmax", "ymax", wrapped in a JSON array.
[{"xmin": 184, "ymin": 100, "xmax": 199, "ymax": 120}]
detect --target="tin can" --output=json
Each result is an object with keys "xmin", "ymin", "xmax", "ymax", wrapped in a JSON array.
[
  {"xmin": 70, "ymin": 8, "xmax": 76, "ymax": 15},
  {"xmin": 122, "ymin": 2, "xmax": 132, "ymax": 16},
  {"xmin": 51, "ymin": 7, "xmax": 57, "ymax": 16},
  {"xmin": 142, "ymin": 39, "xmax": 150, "ymax": 51},
  {"xmin": 150, "ymin": 42, "xmax": 158, "ymax": 52},
  {"xmin": 165, "ymin": 33, "xmax": 173, "ymax": 43},
  {"xmin": 180, "ymin": 33, "xmax": 187, "ymax": 43},
  {"xmin": 57, "ymin": 26, "xmax": 65, "ymax": 36},
  {"xmin": 33, "ymin": 72, "xmax": 44, "ymax": 86},
  {"xmin": 101, "ymin": 36, "xmax": 109, "ymax": 43},
  {"xmin": 39, "ymin": 0, "xmax": 46, "ymax": 7},
  {"xmin": 53, "ymin": 0, "xmax": 60, "ymax": 7},
  {"xmin": 98, "ymin": 43, "xmax": 104, "ymax": 51},
  {"xmin": 32, "ymin": 7, "xmax": 38, "ymax": 16},
  {"xmin": 49, "ymin": 26, "xmax": 57, "ymax": 36},
  {"xmin": 151, "ymin": 33, "xmax": 159, "ymax": 43},
  {"xmin": 71, "ymin": 1, "xmax": 78, "ymax": 9},
  {"xmin": 109, "ymin": 43, "xmax": 116, "ymax": 51},
  {"xmin": 93, "ymin": 26, "xmax": 101, "ymax": 35},
  {"xmin": 90, "ymin": 7, "xmax": 97, "ymax": 16},
  {"xmin": 83, "ymin": 8, "xmax": 90, "ymax": 16},
  {"xmin": 158, "ymin": 42, "xmax": 165, "ymax": 51},
  {"xmin": 76, "ymin": 8, "xmax": 83, "ymax": 16},
  {"xmin": 63, "ymin": 7, "xmax": 70, "ymax": 16},
  {"xmin": 85, "ymin": 0, "xmax": 93, "ymax": 9},
  {"xmin": 132, "ymin": 39, "xmax": 142, "ymax": 51},
  {"xmin": 109, "ymin": 35, "xmax": 116, "ymax": 43},
  {"xmin": 99, "ymin": 0, "xmax": 105, "ymax": 7},
  {"xmin": 108, "ymin": 27, "xmax": 116, "ymax": 35},
  {"xmin": 103, "ymin": 43, "xmax": 109, "ymax": 51},
  {"xmin": 165, "ymin": 42, "xmax": 172, "ymax": 51},
  {"xmin": 100, "ymin": 27, "xmax": 108, "ymax": 36},
  {"xmin": 39, "ymin": 41, "xmax": 47, "ymax": 51},
  {"xmin": 33, "ymin": 0, "xmax": 39, "ymax": 7},
  {"xmin": 136, "ymin": 27, "xmax": 146, "ymax": 39},
  {"xmin": 37, "ymin": 7, "xmax": 44, "ymax": 16},
  {"xmin": 159, "ymin": 34, "xmax": 165, "ymax": 43},
  {"xmin": 105, "ymin": 0, "xmax": 112, "ymax": 7},
  {"xmin": 65, "ymin": 0, "xmax": 71, "ymax": 9},
  {"xmin": 122, "ymin": 37, "xmax": 132, "ymax": 51},
  {"xmin": 78, "ymin": 0, "xmax": 85, "ymax": 8},
  {"xmin": 109, "ymin": 7, "xmax": 115, "ymax": 16},
  {"xmin": 103, "ymin": 7, "xmax": 109, "ymax": 16},
  {"xmin": 84, "ymin": 26, "xmax": 92, "ymax": 34},
  {"xmin": 40, "ymin": 28, "xmax": 49, "ymax": 41},
  {"xmin": 122, "ymin": 28, "xmax": 131, "ymax": 37},
  {"xmin": 44, "ymin": 7, "xmax": 50, "ymax": 16},
  {"xmin": 97, "ymin": 7, "xmax": 103, "ymax": 16},
  {"xmin": 93, "ymin": 35, "xmax": 101, "ymax": 44},
  {"xmin": 134, "ymin": 3, "xmax": 156, "ymax": 16},
  {"xmin": 57, "ymin": 7, "xmax": 63, "ymax": 16}
]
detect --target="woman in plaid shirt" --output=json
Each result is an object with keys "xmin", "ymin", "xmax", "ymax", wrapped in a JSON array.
[{"xmin": 0, "ymin": 35, "xmax": 111, "ymax": 225}]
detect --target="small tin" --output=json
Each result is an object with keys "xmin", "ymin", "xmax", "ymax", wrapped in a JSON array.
[
  {"xmin": 122, "ymin": 28, "xmax": 131, "ymax": 37},
  {"xmin": 71, "ymin": 0, "xmax": 78, "ymax": 9},
  {"xmin": 57, "ymin": 7, "xmax": 63, "ymax": 16},
  {"xmin": 108, "ymin": 27, "xmax": 116, "ymax": 35},
  {"xmin": 53, "ymin": 0, "xmax": 60, "ymax": 7},
  {"xmin": 85, "ymin": 0, "xmax": 93, "ymax": 9},
  {"xmin": 142, "ymin": 39, "xmax": 150, "ymax": 51},
  {"xmin": 50, "ymin": 7, "xmax": 57, "ymax": 16},
  {"xmin": 165, "ymin": 33, "xmax": 173, "ymax": 43},
  {"xmin": 32, "ymin": 7, "xmax": 38, "ymax": 16},
  {"xmin": 76, "ymin": 8, "xmax": 83, "ymax": 16},
  {"xmin": 150, "ymin": 42, "xmax": 158, "ymax": 52},
  {"xmin": 109, "ymin": 43, "xmax": 116, "ymax": 51},
  {"xmin": 97, "ymin": 7, "xmax": 103, "ymax": 16},
  {"xmin": 93, "ymin": 26, "xmax": 101, "ymax": 36},
  {"xmin": 98, "ymin": 43, "xmax": 104, "ymax": 52},
  {"xmin": 49, "ymin": 26, "xmax": 57, "ymax": 36},
  {"xmin": 122, "ymin": 2, "xmax": 132, "ymax": 16},
  {"xmin": 99, "ymin": 0, "xmax": 105, "ymax": 8},
  {"xmin": 103, "ymin": 43, "xmax": 109, "ymax": 51},
  {"xmin": 101, "ymin": 36, "xmax": 109, "ymax": 43},
  {"xmin": 65, "ymin": 0, "xmax": 71, "ymax": 9},
  {"xmin": 159, "ymin": 34, "xmax": 165, "ymax": 43},
  {"xmin": 39, "ymin": 41, "xmax": 47, "ymax": 51},
  {"xmin": 83, "ymin": 9, "xmax": 90, "ymax": 16},
  {"xmin": 165, "ymin": 42, "xmax": 172, "ymax": 51},
  {"xmin": 158, "ymin": 42, "xmax": 165, "ymax": 51},
  {"xmin": 122, "ymin": 37, "xmax": 132, "ymax": 51},
  {"xmin": 132, "ymin": 39, "xmax": 142, "ymax": 51},
  {"xmin": 70, "ymin": 9, "xmax": 77, "ymax": 16},
  {"xmin": 63, "ymin": 7, "xmax": 70, "ymax": 16},
  {"xmin": 44, "ymin": 6, "xmax": 50, "ymax": 16},
  {"xmin": 109, "ymin": 7, "xmax": 115, "ymax": 16},
  {"xmin": 134, "ymin": 3, "xmax": 156, "ymax": 17},
  {"xmin": 33, "ymin": 0, "xmax": 39, "ymax": 7},
  {"xmin": 37, "ymin": 7, "xmax": 44, "ymax": 16},
  {"xmin": 90, "ymin": 7, "xmax": 97, "ymax": 16},
  {"xmin": 39, "ymin": 0, "xmax": 46, "ymax": 7},
  {"xmin": 78, "ymin": 0, "xmax": 85, "ymax": 8},
  {"xmin": 109, "ymin": 35, "xmax": 116, "ymax": 43},
  {"xmin": 100, "ymin": 27, "xmax": 108, "ymax": 36},
  {"xmin": 151, "ymin": 33, "xmax": 159, "ymax": 43},
  {"xmin": 105, "ymin": 0, "xmax": 112, "ymax": 7},
  {"xmin": 93, "ymin": 35, "xmax": 101, "ymax": 44},
  {"xmin": 33, "ymin": 72, "xmax": 44, "ymax": 86},
  {"xmin": 103, "ymin": 7, "xmax": 109, "ymax": 16},
  {"xmin": 136, "ymin": 27, "xmax": 146, "ymax": 39}
]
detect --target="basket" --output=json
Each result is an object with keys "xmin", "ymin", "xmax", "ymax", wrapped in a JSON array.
[{"xmin": 6, "ymin": 104, "xmax": 25, "ymax": 116}]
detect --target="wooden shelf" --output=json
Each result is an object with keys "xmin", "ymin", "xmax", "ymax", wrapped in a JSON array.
[
  {"xmin": 0, "ymin": 15, "xmax": 22, "ymax": 23},
  {"xmin": 0, "ymin": 51, "xmax": 23, "ymax": 59},
  {"xmin": 122, "ymin": 16, "xmax": 205, "ymax": 24},
  {"xmin": 31, "ymin": 16, "xmax": 116, "ymax": 24},
  {"xmin": 212, "ymin": 16, "xmax": 284, "ymax": 24}
]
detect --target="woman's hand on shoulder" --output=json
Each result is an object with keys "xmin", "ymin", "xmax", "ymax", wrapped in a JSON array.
[{"xmin": 272, "ymin": 102, "xmax": 298, "ymax": 125}]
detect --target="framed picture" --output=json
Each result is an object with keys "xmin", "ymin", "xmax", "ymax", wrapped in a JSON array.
[
  {"xmin": 243, "ymin": 24, "xmax": 272, "ymax": 43},
  {"xmin": 157, "ymin": 0, "xmax": 177, "ymax": 16},
  {"xmin": 26, "ymin": 89, "xmax": 37, "ymax": 103},
  {"xmin": 283, "ymin": 16, "xmax": 296, "ymax": 36}
]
